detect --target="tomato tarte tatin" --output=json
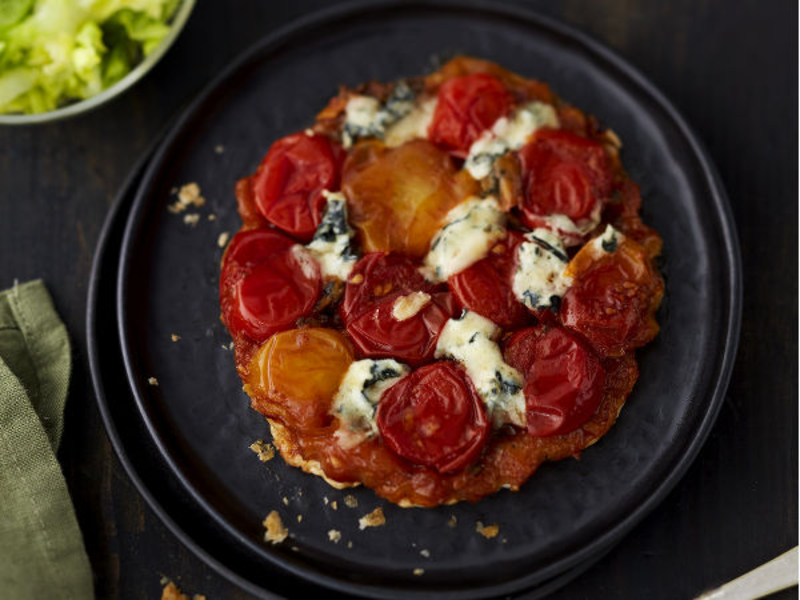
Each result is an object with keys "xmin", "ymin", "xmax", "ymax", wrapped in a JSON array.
[{"xmin": 219, "ymin": 56, "xmax": 664, "ymax": 507}]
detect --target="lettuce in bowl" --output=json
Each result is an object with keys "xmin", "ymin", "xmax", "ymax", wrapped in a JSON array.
[{"xmin": 0, "ymin": 0, "xmax": 182, "ymax": 115}]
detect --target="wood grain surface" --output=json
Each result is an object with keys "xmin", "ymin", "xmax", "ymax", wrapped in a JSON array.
[{"xmin": 0, "ymin": 1, "xmax": 796, "ymax": 598}]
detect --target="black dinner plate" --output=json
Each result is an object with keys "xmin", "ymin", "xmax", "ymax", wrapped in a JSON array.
[
  {"xmin": 88, "ymin": 119, "xmax": 617, "ymax": 600},
  {"xmin": 112, "ymin": 2, "xmax": 741, "ymax": 598}
]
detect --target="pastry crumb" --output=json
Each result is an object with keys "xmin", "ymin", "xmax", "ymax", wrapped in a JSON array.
[
  {"xmin": 420, "ymin": 549, "xmax": 430, "ymax": 558},
  {"xmin": 476, "ymin": 521, "xmax": 499, "ymax": 539},
  {"xmin": 343, "ymin": 494, "xmax": 358, "ymax": 508},
  {"xmin": 217, "ymin": 231, "xmax": 230, "ymax": 248},
  {"xmin": 328, "ymin": 529, "xmax": 342, "ymax": 543},
  {"xmin": 214, "ymin": 144, "xmax": 225, "ymax": 154},
  {"xmin": 282, "ymin": 497, "xmax": 289, "ymax": 506},
  {"xmin": 347, "ymin": 541, "xmax": 353, "ymax": 548},
  {"xmin": 207, "ymin": 213, "xmax": 217, "ymax": 221},
  {"xmin": 249, "ymin": 440, "xmax": 275, "ymax": 462},
  {"xmin": 263, "ymin": 510, "xmax": 288, "ymax": 544},
  {"xmin": 323, "ymin": 496, "xmax": 329, "ymax": 505},
  {"xmin": 358, "ymin": 507, "xmax": 386, "ymax": 530},
  {"xmin": 330, "ymin": 500, "xmax": 338, "ymax": 510},
  {"xmin": 304, "ymin": 128, "xmax": 314, "ymax": 137},
  {"xmin": 170, "ymin": 334, "xmax": 181, "ymax": 342},
  {"xmin": 148, "ymin": 377, "xmax": 159, "ymax": 386},
  {"xmin": 161, "ymin": 581, "xmax": 188, "ymax": 600},
  {"xmin": 168, "ymin": 182, "xmax": 206, "ymax": 213},
  {"xmin": 447, "ymin": 515, "xmax": 457, "ymax": 528},
  {"xmin": 183, "ymin": 213, "xmax": 200, "ymax": 227},
  {"xmin": 413, "ymin": 568, "xmax": 425, "ymax": 576},
  {"xmin": 296, "ymin": 514, "xmax": 303, "ymax": 523}
]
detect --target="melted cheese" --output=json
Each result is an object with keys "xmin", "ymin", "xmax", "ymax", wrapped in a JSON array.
[
  {"xmin": 384, "ymin": 96, "xmax": 437, "ymax": 147},
  {"xmin": 332, "ymin": 359, "xmax": 410, "ymax": 449},
  {"xmin": 342, "ymin": 83, "xmax": 417, "ymax": 148},
  {"xmin": 392, "ymin": 291, "xmax": 431, "ymax": 321},
  {"xmin": 512, "ymin": 228, "xmax": 572, "ymax": 310},
  {"xmin": 435, "ymin": 311, "xmax": 525, "ymax": 428},
  {"xmin": 305, "ymin": 191, "xmax": 357, "ymax": 280},
  {"xmin": 424, "ymin": 196, "xmax": 506, "ymax": 282},
  {"xmin": 534, "ymin": 202, "xmax": 603, "ymax": 245},
  {"xmin": 465, "ymin": 101, "xmax": 560, "ymax": 180}
]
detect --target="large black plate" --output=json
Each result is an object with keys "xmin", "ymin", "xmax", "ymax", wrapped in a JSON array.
[{"xmin": 114, "ymin": 1, "xmax": 741, "ymax": 598}]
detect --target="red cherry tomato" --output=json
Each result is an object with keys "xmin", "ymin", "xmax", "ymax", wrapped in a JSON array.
[
  {"xmin": 428, "ymin": 73, "xmax": 512, "ymax": 157},
  {"xmin": 220, "ymin": 229, "xmax": 321, "ymax": 342},
  {"xmin": 346, "ymin": 292, "xmax": 455, "ymax": 366},
  {"xmin": 518, "ymin": 130, "xmax": 612, "ymax": 231},
  {"xmin": 560, "ymin": 235, "xmax": 663, "ymax": 357},
  {"xmin": 504, "ymin": 326, "xmax": 605, "ymax": 437},
  {"xmin": 448, "ymin": 231, "xmax": 532, "ymax": 329},
  {"xmin": 251, "ymin": 132, "xmax": 345, "ymax": 242},
  {"xmin": 377, "ymin": 361, "xmax": 490, "ymax": 473},
  {"xmin": 340, "ymin": 252, "xmax": 433, "ymax": 323}
]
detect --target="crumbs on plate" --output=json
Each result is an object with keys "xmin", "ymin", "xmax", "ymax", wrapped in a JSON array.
[
  {"xmin": 168, "ymin": 183, "xmax": 206, "ymax": 214},
  {"xmin": 263, "ymin": 510, "xmax": 288, "ymax": 544},
  {"xmin": 358, "ymin": 507, "xmax": 386, "ymax": 530},
  {"xmin": 476, "ymin": 521, "xmax": 499, "ymax": 539},
  {"xmin": 249, "ymin": 440, "xmax": 275, "ymax": 462}
]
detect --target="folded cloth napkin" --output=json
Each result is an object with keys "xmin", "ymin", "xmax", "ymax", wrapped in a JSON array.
[{"xmin": 0, "ymin": 280, "xmax": 93, "ymax": 599}]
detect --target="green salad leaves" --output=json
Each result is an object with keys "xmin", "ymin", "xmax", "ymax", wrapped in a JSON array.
[{"xmin": 0, "ymin": 0, "xmax": 180, "ymax": 114}]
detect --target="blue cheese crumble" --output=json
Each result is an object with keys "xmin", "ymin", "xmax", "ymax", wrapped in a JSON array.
[
  {"xmin": 332, "ymin": 359, "xmax": 410, "ymax": 449},
  {"xmin": 305, "ymin": 190, "xmax": 358, "ymax": 280},
  {"xmin": 533, "ymin": 202, "xmax": 603, "ymax": 245},
  {"xmin": 435, "ymin": 311, "xmax": 525, "ymax": 428},
  {"xmin": 464, "ymin": 101, "xmax": 560, "ymax": 180},
  {"xmin": 512, "ymin": 228, "xmax": 572, "ymax": 311},
  {"xmin": 423, "ymin": 196, "xmax": 507, "ymax": 282},
  {"xmin": 342, "ymin": 82, "xmax": 417, "ymax": 148}
]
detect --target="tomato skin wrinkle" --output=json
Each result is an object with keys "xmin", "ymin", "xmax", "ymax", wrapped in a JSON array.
[
  {"xmin": 377, "ymin": 361, "xmax": 490, "ymax": 473},
  {"xmin": 505, "ymin": 326, "xmax": 605, "ymax": 437},
  {"xmin": 346, "ymin": 292, "xmax": 455, "ymax": 366},
  {"xmin": 518, "ymin": 129, "xmax": 612, "ymax": 227},
  {"xmin": 428, "ymin": 73, "xmax": 512, "ymax": 156},
  {"xmin": 220, "ymin": 229, "xmax": 321, "ymax": 342},
  {"xmin": 252, "ymin": 132, "xmax": 344, "ymax": 242}
]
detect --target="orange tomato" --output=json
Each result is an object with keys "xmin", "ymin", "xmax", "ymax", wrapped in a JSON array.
[
  {"xmin": 342, "ymin": 139, "xmax": 478, "ymax": 259},
  {"xmin": 245, "ymin": 328, "xmax": 353, "ymax": 430}
]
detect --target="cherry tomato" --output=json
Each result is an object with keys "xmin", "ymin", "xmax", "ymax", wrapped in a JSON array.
[
  {"xmin": 251, "ymin": 132, "xmax": 345, "ymax": 242},
  {"xmin": 505, "ymin": 326, "xmax": 605, "ymax": 437},
  {"xmin": 428, "ymin": 73, "xmax": 512, "ymax": 156},
  {"xmin": 560, "ymin": 235, "xmax": 663, "ymax": 357},
  {"xmin": 342, "ymin": 140, "xmax": 478, "ymax": 259},
  {"xmin": 518, "ymin": 130, "xmax": 612, "ymax": 232},
  {"xmin": 340, "ymin": 252, "xmax": 433, "ymax": 323},
  {"xmin": 220, "ymin": 229, "xmax": 321, "ymax": 342},
  {"xmin": 246, "ymin": 328, "xmax": 353, "ymax": 430},
  {"xmin": 448, "ymin": 231, "xmax": 531, "ymax": 329},
  {"xmin": 377, "ymin": 361, "xmax": 490, "ymax": 473},
  {"xmin": 346, "ymin": 292, "xmax": 456, "ymax": 366}
]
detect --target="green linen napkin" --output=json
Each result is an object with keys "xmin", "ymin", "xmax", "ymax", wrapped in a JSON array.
[{"xmin": 0, "ymin": 280, "xmax": 93, "ymax": 599}]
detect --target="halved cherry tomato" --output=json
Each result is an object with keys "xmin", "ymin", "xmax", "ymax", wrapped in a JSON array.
[
  {"xmin": 560, "ymin": 234, "xmax": 663, "ymax": 357},
  {"xmin": 251, "ymin": 132, "xmax": 345, "ymax": 242},
  {"xmin": 220, "ymin": 229, "xmax": 321, "ymax": 342},
  {"xmin": 377, "ymin": 361, "xmax": 490, "ymax": 473},
  {"xmin": 342, "ymin": 140, "xmax": 478, "ymax": 259},
  {"xmin": 505, "ymin": 325, "xmax": 605, "ymax": 437},
  {"xmin": 340, "ymin": 252, "xmax": 433, "ymax": 323},
  {"xmin": 448, "ymin": 231, "xmax": 531, "ymax": 329},
  {"xmin": 346, "ymin": 292, "xmax": 456, "ymax": 366},
  {"xmin": 518, "ymin": 130, "xmax": 612, "ymax": 231},
  {"xmin": 428, "ymin": 73, "xmax": 512, "ymax": 156},
  {"xmin": 246, "ymin": 328, "xmax": 353, "ymax": 430}
]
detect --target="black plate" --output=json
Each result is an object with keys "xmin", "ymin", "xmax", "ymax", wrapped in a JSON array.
[
  {"xmin": 88, "ymin": 121, "xmax": 618, "ymax": 600},
  {"xmin": 113, "ymin": 2, "xmax": 741, "ymax": 598}
]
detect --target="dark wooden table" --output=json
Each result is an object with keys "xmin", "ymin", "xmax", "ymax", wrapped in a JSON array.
[{"xmin": 0, "ymin": 1, "xmax": 796, "ymax": 598}]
